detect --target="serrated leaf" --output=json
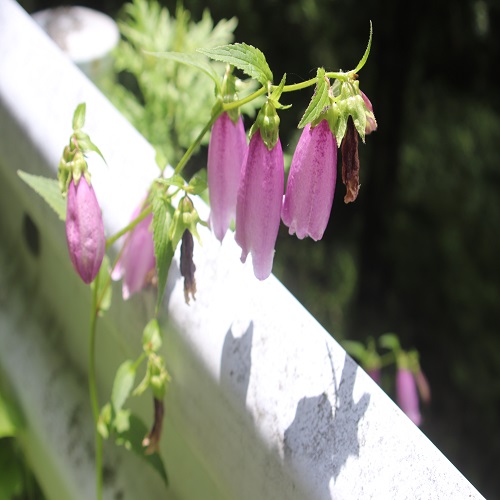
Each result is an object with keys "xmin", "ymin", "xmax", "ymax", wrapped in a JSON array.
[
  {"xmin": 72, "ymin": 103, "xmax": 86, "ymax": 130},
  {"xmin": 18, "ymin": 171, "xmax": 66, "ymax": 221},
  {"xmin": 160, "ymin": 174, "xmax": 186, "ymax": 190},
  {"xmin": 147, "ymin": 51, "xmax": 221, "ymax": 89},
  {"xmin": 111, "ymin": 360, "xmax": 136, "ymax": 414},
  {"xmin": 298, "ymin": 68, "xmax": 330, "ymax": 128},
  {"xmin": 116, "ymin": 413, "xmax": 168, "ymax": 486},
  {"xmin": 198, "ymin": 43, "xmax": 273, "ymax": 87},
  {"xmin": 152, "ymin": 192, "xmax": 175, "ymax": 312}
]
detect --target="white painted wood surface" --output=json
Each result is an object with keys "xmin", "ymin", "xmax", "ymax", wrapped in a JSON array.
[{"xmin": 0, "ymin": 1, "xmax": 485, "ymax": 499}]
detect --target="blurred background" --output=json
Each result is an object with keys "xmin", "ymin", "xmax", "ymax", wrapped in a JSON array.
[{"xmin": 15, "ymin": 0, "xmax": 500, "ymax": 498}]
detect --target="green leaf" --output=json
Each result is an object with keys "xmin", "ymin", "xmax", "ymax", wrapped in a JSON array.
[
  {"xmin": 72, "ymin": 102, "xmax": 86, "ymax": 130},
  {"xmin": 152, "ymin": 191, "xmax": 175, "ymax": 312},
  {"xmin": 147, "ymin": 51, "xmax": 221, "ymax": 90},
  {"xmin": 116, "ymin": 413, "xmax": 168, "ymax": 486},
  {"xmin": 298, "ymin": 68, "xmax": 330, "ymax": 128},
  {"xmin": 0, "ymin": 392, "xmax": 22, "ymax": 439},
  {"xmin": 17, "ymin": 171, "xmax": 66, "ymax": 221},
  {"xmin": 342, "ymin": 340, "xmax": 367, "ymax": 363},
  {"xmin": 160, "ymin": 174, "xmax": 186, "ymax": 190},
  {"xmin": 97, "ymin": 403, "xmax": 112, "ymax": 439},
  {"xmin": 111, "ymin": 360, "xmax": 136, "ymax": 414},
  {"xmin": 198, "ymin": 43, "xmax": 273, "ymax": 87}
]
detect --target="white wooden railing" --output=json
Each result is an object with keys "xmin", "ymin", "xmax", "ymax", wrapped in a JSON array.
[{"xmin": 0, "ymin": 1, "xmax": 485, "ymax": 499}]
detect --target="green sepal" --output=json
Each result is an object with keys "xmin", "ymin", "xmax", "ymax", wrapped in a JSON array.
[
  {"xmin": 142, "ymin": 318, "xmax": 163, "ymax": 355},
  {"xmin": 250, "ymin": 100, "xmax": 280, "ymax": 150},
  {"xmin": 269, "ymin": 74, "xmax": 291, "ymax": 110},
  {"xmin": 186, "ymin": 169, "xmax": 207, "ymax": 196},
  {"xmin": 72, "ymin": 102, "xmax": 86, "ymax": 131},
  {"xmin": 97, "ymin": 402, "xmax": 112, "ymax": 439},
  {"xmin": 169, "ymin": 195, "xmax": 203, "ymax": 251},
  {"xmin": 298, "ymin": 68, "xmax": 330, "ymax": 128}
]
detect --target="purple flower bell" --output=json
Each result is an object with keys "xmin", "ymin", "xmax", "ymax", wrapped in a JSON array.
[
  {"xmin": 208, "ymin": 112, "xmax": 248, "ymax": 242},
  {"xmin": 65, "ymin": 178, "xmax": 105, "ymax": 284},
  {"xmin": 282, "ymin": 120, "xmax": 337, "ymax": 240},
  {"xmin": 235, "ymin": 129, "xmax": 284, "ymax": 280},
  {"xmin": 112, "ymin": 202, "xmax": 156, "ymax": 300},
  {"xmin": 396, "ymin": 367, "xmax": 421, "ymax": 426}
]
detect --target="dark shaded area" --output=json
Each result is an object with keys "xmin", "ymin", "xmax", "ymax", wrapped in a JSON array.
[
  {"xmin": 220, "ymin": 321, "xmax": 253, "ymax": 407},
  {"xmin": 20, "ymin": 0, "xmax": 500, "ymax": 497},
  {"xmin": 284, "ymin": 353, "xmax": 369, "ymax": 497}
]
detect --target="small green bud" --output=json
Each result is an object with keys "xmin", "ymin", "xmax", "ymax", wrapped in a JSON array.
[{"xmin": 251, "ymin": 100, "xmax": 280, "ymax": 150}]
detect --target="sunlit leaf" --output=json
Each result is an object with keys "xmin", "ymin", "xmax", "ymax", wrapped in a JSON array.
[{"xmin": 17, "ymin": 171, "xmax": 66, "ymax": 221}]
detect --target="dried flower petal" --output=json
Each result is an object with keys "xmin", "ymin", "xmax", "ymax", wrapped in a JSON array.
[
  {"xmin": 341, "ymin": 117, "xmax": 360, "ymax": 203},
  {"xmin": 180, "ymin": 229, "xmax": 196, "ymax": 304}
]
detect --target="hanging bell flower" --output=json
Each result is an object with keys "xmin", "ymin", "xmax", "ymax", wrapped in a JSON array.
[
  {"xmin": 207, "ymin": 111, "xmax": 247, "ymax": 242},
  {"xmin": 65, "ymin": 177, "xmax": 105, "ymax": 284},
  {"xmin": 282, "ymin": 119, "xmax": 337, "ymax": 240},
  {"xmin": 235, "ymin": 101, "xmax": 284, "ymax": 280}
]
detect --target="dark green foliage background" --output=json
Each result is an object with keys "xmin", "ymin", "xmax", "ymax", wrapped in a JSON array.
[{"xmin": 21, "ymin": 0, "xmax": 500, "ymax": 498}]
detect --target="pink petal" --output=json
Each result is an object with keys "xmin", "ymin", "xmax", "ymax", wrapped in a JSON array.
[
  {"xmin": 208, "ymin": 112, "xmax": 247, "ymax": 242},
  {"xmin": 235, "ymin": 131, "xmax": 284, "ymax": 280},
  {"xmin": 282, "ymin": 121, "xmax": 337, "ymax": 240},
  {"xmin": 65, "ymin": 179, "xmax": 105, "ymax": 284}
]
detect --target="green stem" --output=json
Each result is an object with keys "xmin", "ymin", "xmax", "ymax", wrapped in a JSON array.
[
  {"xmin": 89, "ymin": 278, "xmax": 103, "ymax": 500},
  {"xmin": 173, "ymin": 114, "xmax": 220, "ymax": 176},
  {"xmin": 106, "ymin": 205, "xmax": 153, "ymax": 250}
]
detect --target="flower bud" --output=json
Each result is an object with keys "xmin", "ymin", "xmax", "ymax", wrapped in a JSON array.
[
  {"xmin": 235, "ymin": 130, "xmax": 284, "ymax": 280},
  {"xmin": 65, "ymin": 178, "xmax": 105, "ymax": 284},
  {"xmin": 180, "ymin": 229, "xmax": 197, "ymax": 304},
  {"xmin": 112, "ymin": 201, "xmax": 156, "ymax": 300},
  {"xmin": 396, "ymin": 367, "xmax": 421, "ymax": 426},
  {"xmin": 282, "ymin": 120, "xmax": 337, "ymax": 240},
  {"xmin": 207, "ymin": 112, "xmax": 247, "ymax": 241},
  {"xmin": 360, "ymin": 91, "xmax": 377, "ymax": 135}
]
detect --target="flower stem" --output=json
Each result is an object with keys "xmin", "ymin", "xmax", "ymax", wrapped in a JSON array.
[
  {"xmin": 106, "ymin": 205, "xmax": 153, "ymax": 250},
  {"xmin": 89, "ymin": 277, "xmax": 103, "ymax": 500}
]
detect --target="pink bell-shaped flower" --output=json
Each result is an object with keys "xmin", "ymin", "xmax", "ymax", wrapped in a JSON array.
[
  {"xmin": 360, "ymin": 91, "xmax": 377, "ymax": 135},
  {"xmin": 235, "ymin": 129, "xmax": 284, "ymax": 280},
  {"xmin": 65, "ymin": 178, "xmax": 105, "ymax": 284},
  {"xmin": 112, "ymin": 202, "xmax": 156, "ymax": 300},
  {"xmin": 208, "ymin": 112, "xmax": 248, "ymax": 242},
  {"xmin": 282, "ymin": 120, "xmax": 337, "ymax": 240},
  {"xmin": 396, "ymin": 367, "xmax": 422, "ymax": 426}
]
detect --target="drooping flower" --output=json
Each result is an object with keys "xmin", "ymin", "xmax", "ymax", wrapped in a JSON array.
[
  {"xmin": 360, "ymin": 91, "xmax": 377, "ymax": 135},
  {"xmin": 235, "ymin": 129, "xmax": 284, "ymax": 280},
  {"xmin": 396, "ymin": 367, "xmax": 422, "ymax": 426},
  {"xmin": 282, "ymin": 120, "xmax": 337, "ymax": 240},
  {"xmin": 65, "ymin": 178, "xmax": 105, "ymax": 284},
  {"xmin": 112, "ymin": 202, "xmax": 155, "ymax": 300},
  {"xmin": 207, "ymin": 112, "xmax": 248, "ymax": 242}
]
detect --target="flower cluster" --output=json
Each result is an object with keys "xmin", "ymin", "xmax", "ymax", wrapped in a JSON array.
[{"xmin": 208, "ymin": 77, "xmax": 377, "ymax": 281}]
